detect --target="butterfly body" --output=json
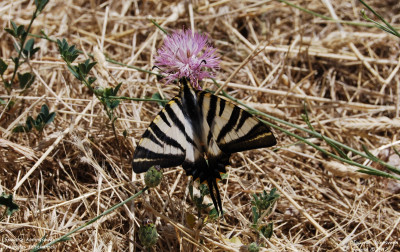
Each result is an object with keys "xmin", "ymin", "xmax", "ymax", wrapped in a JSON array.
[{"xmin": 132, "ymin": 78, "xmax": 276, "ymax": 214}]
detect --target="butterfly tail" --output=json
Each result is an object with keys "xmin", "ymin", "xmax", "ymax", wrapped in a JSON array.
[{"xmin": 207, "ymin": 177, "xmax": 223, "ymax": 216}]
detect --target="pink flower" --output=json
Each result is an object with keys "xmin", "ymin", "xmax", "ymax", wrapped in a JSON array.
[{"xmin": 154, "ymin": 29, "xmax": 220, "ymax": 90}]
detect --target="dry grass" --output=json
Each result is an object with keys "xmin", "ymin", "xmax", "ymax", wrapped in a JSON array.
[{"xmin": 1, "ymin": 0, "xmax": 400, "ymax": 251}]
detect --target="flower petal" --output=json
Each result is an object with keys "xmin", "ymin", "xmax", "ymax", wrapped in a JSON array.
[{"xmin": 154, "ymin": 29, "xmax": 220, "ymax": 89}]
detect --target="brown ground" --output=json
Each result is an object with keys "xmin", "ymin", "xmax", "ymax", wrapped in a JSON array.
[{"xmin": 1, "ymin": 0, "xmax": 399, "ymax": 251}]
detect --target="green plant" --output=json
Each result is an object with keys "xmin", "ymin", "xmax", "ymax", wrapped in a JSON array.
[
  {"xmin": 138, "ymin": 219, "xmax": 159, "ymax": 250},
  {"xmin": 251, "ymin": 189, "xmax": 279, "ymax": 240},
  {"xmin": 300, "ymin": 103, "xmax": 400, "ymax": 179},
  {"xmin": 56, "ymin": 38, "xmax": 125, "ymax": 158},
  {"xmin": 13, "ymin": 104, "xmax": 56, "ymax": 133},
  {"xmin": 0, "ymin": 193, "xmax": 19, "ymax": 221},
  {"xmin": 1, "ymin": 0, "xmax": 49, "ymax": 94},
  {"xmin": 359, "ymin": 0, "xmax": 400, "ymax": 38},
  {"xmin": 188, "ymin": 182, "xmax": 220, "ymax": 219}
]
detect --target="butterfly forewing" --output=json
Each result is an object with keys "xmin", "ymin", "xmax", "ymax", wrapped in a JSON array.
[{"xmin": 132, "ymin": 98, "xmax": 189, "ymax": 173}]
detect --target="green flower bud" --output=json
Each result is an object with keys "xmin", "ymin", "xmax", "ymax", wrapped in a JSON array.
[
  {"xmin": 248, "ymin": 242, "xmax": 260, "ymax": 252},
  {"xmin": 94, "ymin": 86, "xmax": 104, "ymax": 96},
  {"xmin": 138, "ymin": 219, "xmax": 158, "ymax": 248},
  {"xmin": 144, "ymin": 165, "xmax": 163, "ymax": 188}
]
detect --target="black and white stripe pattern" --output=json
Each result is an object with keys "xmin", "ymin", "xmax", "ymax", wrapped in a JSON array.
[{"xmin": 132, "ymin": 78, "xmax": 276, "ymax": 214}]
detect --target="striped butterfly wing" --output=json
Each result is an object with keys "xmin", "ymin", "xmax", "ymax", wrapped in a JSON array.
[
  {"xmin": 132, "ymin": 97, "xmax": 191, "ymax": 173},
  {"xmin": 132, "ymin": 78, "xmax": 277, "ymax": 215},
  {"xmin": 197, "ymin": 91, "xmax": 277, "ymax": 155},
  {"xmin": 195, "ymin": 89, "xmax": 276, "ymax": 214}
]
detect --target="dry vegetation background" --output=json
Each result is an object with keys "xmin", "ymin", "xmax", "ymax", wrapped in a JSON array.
[{"xmin": 1, "ymin": 0, "xmax": 400, "ymax": 251}]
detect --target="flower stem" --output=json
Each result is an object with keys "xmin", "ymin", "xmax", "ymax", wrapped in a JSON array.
[
  {"xmin": 107, "ymin": 96, "xmax": 168, "ymax": 103},
  {"xmin": 10, "ymin": 6, "xmax": 40, "ymax": 87}
]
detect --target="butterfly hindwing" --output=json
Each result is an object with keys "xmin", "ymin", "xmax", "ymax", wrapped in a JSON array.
[
  {"xmin": 198, "ymin": 91, "xmax": 276, "ymax": 154},
  {"xmin": 132, "ymin": 98, "xmax": 188, "ymax": 173}
]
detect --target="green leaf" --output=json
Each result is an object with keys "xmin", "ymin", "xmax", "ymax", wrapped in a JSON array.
[
  {"xmin": 0, "ymin": 98, "xmax": 5, "ymax": 105},
  {"xmin": 193, "ymin": 195, "xmax": 203, "ymax": 209},
  {"xmin": 30, "ymin": 47, "xmax": 40, "ymax": 58},
  {"xmin": 0, "ymin": 193, "xmax": 19, "ymax": 216},
  {"xmin": 35, "ymin": 0, "xmax": 49, "ymax": 12},
  {"xmin": 23, "ymin": 38, "xmax": 34, "ymax": 55},
  {"xmin": 113, "ymin": 83, "xmax": 122, "ymax": 96},
  {"xmin": 16, "ymin": 24, "xmax": 25, "ymax": 38},
  {"xmin": 78, "ymin": 61, "xmax": 87, "ymax": 76},
  {"xmin": 57, "ymin": 39, "xmax": 80, "ymax": 63},
  {"xmin": 151, "ymin": 92, "xmax": 167, "ymax": 107},
  {"xmin": 45, "ymin": 112, "xmax": 56, "ymax": 125},
  {"xmin": 208, "ymin": 208, "xmax": 219, "ymax": 219},
  {"xmin": 82, "ymin": 60, "xmax": 97, "ymax": 74},
  {"xmin": 0, "ymin": 58, "xmax": 8, "ymax": 75},
  {"xmin": 4, "ymin": 20, "xmax": 19, "ymax": 37},
  {"xmin": 68, "ymin": 44, "xmax": 76, "ymax": 54},
  {"xmin": 260, "ymin": 223, "xmax": 273, "ymax": 239},
  {"xmin": 40, "ymin": 104, "xmax": 49, "ymax": 116},
  {"xmin": 301, "ymin": 102, "xmax": 315, "ymax": 130},
  {"xmin": 123, "ymin": 129, "xmax": 128, "ymax": 138},
  {"xmin": 61, "ymin": 38, "xmax": 68, "ymax": 51},
  {"xmin": 252, "ymin": 206, "xmax": 259, "ymax": 224},
  {"xmin": 26, "ymin": 116, "xmax": 34, "ymax": 131},
  {"xmin": 88, "ymin": 76, "xmax": 97, "ymax": 85},
  {"xmin": 220, "ymin": 173, "xmax": 228, "ymax": 179},
  {"xmin": 104, "ymin": 87, "xmax": 114, "ymax": 97},
  {"xmin": 67, "ymin": 65, "xmax": 80, "ymax": 80},
  {"xmin": 33, "ymin": 123, "xmax": 44, "ymax": 132},
  {"xmin": 11, "ymin": 20, "xmax": 18, "ymax": 32},
  {"xmin": 109, "ymin": 100, "xmax": 120, "ymax": 109},
  {"xmin": 56, "ymin": 38, "xmax": 63, "ymax": 50},
  {"xmin": 359, "ymin": 0, "xmax": 400, "ymax": 38},
  {"xmin": 4, "ymin": 28, "xmax": 16, "ymax": 37},
  {"xmin": 13, "ymin": 125, "xmax": 30, "ymax": 133},
  {"xmin": 199, "ymin": 183, "xmax": 210, "ymax": 196},
  {"xmin": 18, "ymin": 72, "xmax": 35, "ymax": 89},
  {"xmin": 252, "ymin": 189, "xmax": 280, "ymax": 212},
  {"xmin": 34, "ymin": 114, "xmax": 45, "ymax": 130}
]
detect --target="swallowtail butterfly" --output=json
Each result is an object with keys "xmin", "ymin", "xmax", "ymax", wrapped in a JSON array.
[{"xmin": 132, "ymin": 78, "xmax": 276, "ymax": 214}]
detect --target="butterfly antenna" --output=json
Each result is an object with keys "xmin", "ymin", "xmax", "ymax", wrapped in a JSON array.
[
  {"xmin": 195, "ymin": 60, "xmax": 207, "ymax": 71},
  {"xmin": 152, "ymin": 65, "xmax": 173, "ymax": 78},
  {"xmin": 151, "ymin": 65, "xmax": 161, "ymax": 71}
]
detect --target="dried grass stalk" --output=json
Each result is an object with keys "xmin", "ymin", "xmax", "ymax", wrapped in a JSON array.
[{"xmin": 339, "ymin": 117, "xmax": 400, "ymax": 132}]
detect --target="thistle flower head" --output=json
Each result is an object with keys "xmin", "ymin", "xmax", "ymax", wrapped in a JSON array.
[
  {"xmin": 144, "ymin": 165, "xmax": 163, "ymax": 188},
  {"xmin": 154, "ymin": 29, "xmax": 220, "ymax": 89},
  {"xmin": 138, "ymin": 219, "xmax": 158, "ymax": 248},
  {"xmin": 248, "ymin": 242, "xmax": 260, "ymax": 252}
]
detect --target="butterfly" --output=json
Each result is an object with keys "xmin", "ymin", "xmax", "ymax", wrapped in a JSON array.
[{"xmin": 132, "ymin": 78, "xmax": 276, "ymax": 214}]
